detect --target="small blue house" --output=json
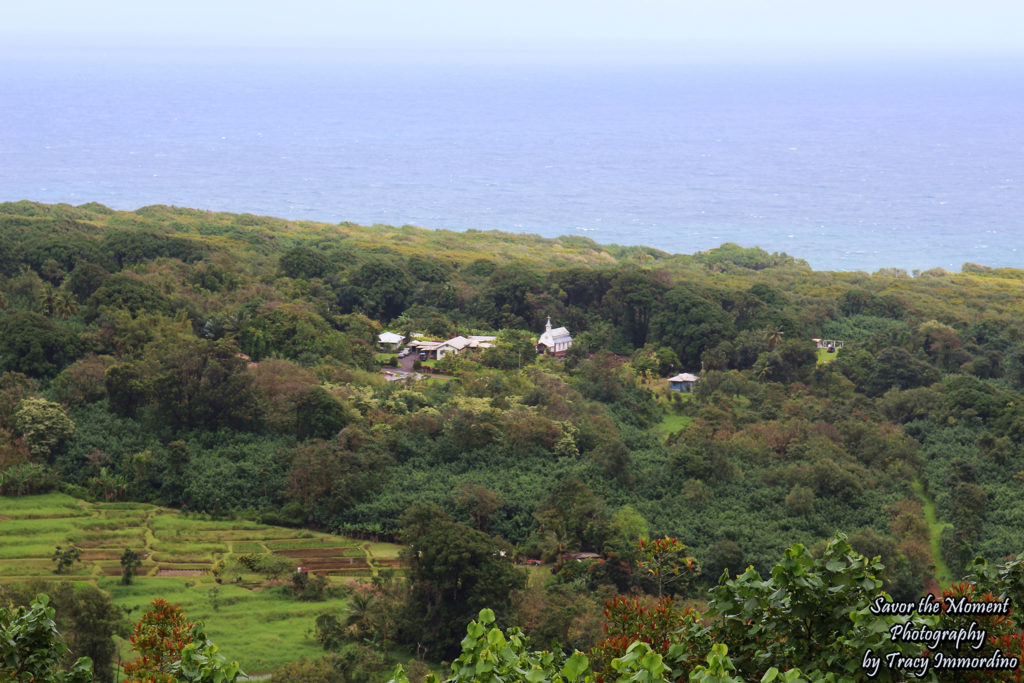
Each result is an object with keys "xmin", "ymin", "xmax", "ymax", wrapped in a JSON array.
[{"xmin": 668, "ymin": 372, "xmax": 699, "ymax": 392}]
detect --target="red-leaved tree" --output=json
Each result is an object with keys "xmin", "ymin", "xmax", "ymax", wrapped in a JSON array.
[
  {"xmin": 123, "ymin": 599, "xmax": 193, "ymax": 683},
  {"xmin": 636, "ymin": 536, "xmax": 700, "ymax": 598},
  {"xmin": 588, "ymin": 595, "xmax": 708, "ymax": 679}
]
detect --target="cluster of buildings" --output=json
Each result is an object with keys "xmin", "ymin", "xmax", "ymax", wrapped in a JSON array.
[
  {"xmin": 377, "ymin": 318, "xmax": 712, "ymax": 392},
  {"xmin": 377, "ymin": 331, "xmax": 497, "ymax": 360},
  {"xmin": 377, "ymin": 316, "xmax": 577, "ymax": 361},
  {"xmin": 379, "ymin": 324, "xmax": 848, "ymax": 396},
  {"xmin": 407, "ymin": 335, "xmax": 498, "ymax": 361}
]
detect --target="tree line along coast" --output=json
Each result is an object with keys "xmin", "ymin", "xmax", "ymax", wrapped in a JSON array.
[{"xmin": 1, "ymin": 200, "xmax": 1023, "ymax": 680}]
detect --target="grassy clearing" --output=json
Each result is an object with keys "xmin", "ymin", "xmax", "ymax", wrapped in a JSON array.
[
  {"xmin": 912, "ymin": 480, "xmax": 953, "ymax": 586},
  {"xmin": 263, "ymin": 537, "xmax": 335, "ymax": 551},
  {"xmin": 656, "ymin": 412, "xmax": 693, "ymax": 437},
  {"xmin": 816, "ymin": 348, "xmax": 838, "ymax": 364},
  {"xmin": 102, "ymin": 576, "xmax": 347, "ymax": 673},
  {"xmin": 364, "ymin": 541, "xmax": 403, "ymax": 560},
  {"xmin": 523, "ymin": 564, "xmax": 553, "ymax": 587},
  {"xmin": 0, "ymin": 495, "xmax": 87, "ymax": 515},
  {"xmin": 0, "ymin": 493, "xmax": 405, "ymax": 674},
  {"xmin": 231, "ymin": 541, "xmax": 266, "ymax": 554}
]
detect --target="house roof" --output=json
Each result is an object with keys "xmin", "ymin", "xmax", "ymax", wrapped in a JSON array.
[
  {"xmin": 444, "ymin": 336, "xmax": 473, "ymax": 350},
  {"xmin": 378, "ymin": 332, "xmax": 405, "ymax": 344},
  {"xmin": 668, "ymin": 373, "xmax": 700, "ymax": 382},
  {"xmin": 409, "ymin": 340, "xmax": 444, "ymax": 351},
  {"xmin": 433, "ymin": 335, "xmax": 498, "ymax": 351}
]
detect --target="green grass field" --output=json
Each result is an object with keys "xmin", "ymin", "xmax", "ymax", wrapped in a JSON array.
[
  {"xmin": 656, "ymin": 412, "xmax": 694, "ymax": 437},
  {"xmin": 0, "ymin": 493, "xmax": 404, "ymax": 673}
]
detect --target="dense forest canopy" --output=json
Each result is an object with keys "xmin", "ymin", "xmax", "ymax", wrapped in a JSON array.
[{"xmin": 2, "ymin": 200, "xmax": 1024, "ymax": 676}]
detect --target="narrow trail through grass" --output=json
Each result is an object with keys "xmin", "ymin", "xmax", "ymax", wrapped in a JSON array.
[
  {"xmin": 143, "ymin": 508, "xmax": 159, "ymax": 576},
  {"xmin": 359, "ymin": 542, "xmax": 379, "ymax": 577},
  {"xmin": 913, "ymin": 479, "xmax": 953, "ymax": 586}
]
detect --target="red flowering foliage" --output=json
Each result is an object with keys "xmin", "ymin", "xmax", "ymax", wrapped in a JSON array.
[
  {"xmin": 636, "ymin": 536, "xmax": 700, "ymax": 598},
  {"xmin": 588, "ymin": 595, "xmax": 703, "ymax": 678},
  {"xmin": 123, "ymin": 599, "xmax": 194, "ymax": 683},
  {"xmin": 935, "ymin": 581, "xmax": 1023, "ymax": 683}
]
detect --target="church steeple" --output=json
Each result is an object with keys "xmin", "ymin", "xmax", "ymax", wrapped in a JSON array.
[{"xmin": 545, "ymin": 316, "xmax": 552, "ymax": 333}]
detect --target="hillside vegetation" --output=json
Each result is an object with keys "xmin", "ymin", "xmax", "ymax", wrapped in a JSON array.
[{"xmin": 2, "ymin": 201, "xmax": 1024, "ymax": 678}]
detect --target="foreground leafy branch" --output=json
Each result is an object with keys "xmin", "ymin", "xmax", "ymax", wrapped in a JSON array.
[{"xmin": 0, "ymin": 594, "xmax": 94, "ymax": 683}]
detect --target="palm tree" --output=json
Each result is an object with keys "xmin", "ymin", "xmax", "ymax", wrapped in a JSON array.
[
  {"xmin": 53, "ymin": 290, "xmax": 79, "ymax": 320},
  {"xmin": 220, "ymin": 309, "xmax": 251, "ymax": 342},
  {"xmin": 764, "ymin": 325, "xmax": 784, "ymax": 351},
  {"xmin": 36, "ymin": 284, "xmax": 58, "ymax": 316},
  {"xmin": 344, "ymin": 591, "xmax": 375, "ymax": 634}
]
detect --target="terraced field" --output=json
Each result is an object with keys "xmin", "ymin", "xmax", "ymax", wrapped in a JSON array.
[{"xmin": 0, "ymin": 493, "xmax": 404, "ymax": 673}]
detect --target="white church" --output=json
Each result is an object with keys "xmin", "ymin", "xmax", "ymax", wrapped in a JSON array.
[{"xmin": 536, "ymin": 317, "xmax": 572, "ymax": 356}]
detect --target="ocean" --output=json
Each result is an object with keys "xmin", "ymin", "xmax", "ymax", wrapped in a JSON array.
[{"xmin": 1, "ymin": 55, "xmax": 1022, "ymax": 272}]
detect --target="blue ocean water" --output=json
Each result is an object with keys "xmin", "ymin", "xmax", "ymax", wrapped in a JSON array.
[{"xmin": 1, "ymin": 57, "xmax": 1022, "ymax": 272}]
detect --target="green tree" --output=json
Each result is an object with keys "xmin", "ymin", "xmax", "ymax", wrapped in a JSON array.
[
  {"xmin": 752, "ymin": 339, "xmax": 817, "ymax": 384},
  {"xmin": 603, "ymin": 270, "xmax": 666, "ymax": 349},
  {"xmin": 11, "ymin": 582, "xmax": 126, "ymax": 683},
  {"xmin": 67, "ymin": 262, "xmax": 109, "ymax": 301},
  {"xmin": 102, "ymin": 362, "xmax": 150, "ymax": 418},
  {"xmin": 784, "ymin": 484, "xmax": 815, "ymax": 517},
  {"xmin": 37, "ymin": 283, "xmax": 59, "ymax": 316},
  {"xmin": 14, "ymin": 398, "xmax": 75, "ymax": 459},
  {"xmin": 704, "ymin": 533, "xmax": 915, "ymax": 681},
  {"xmin": 52, "ymin": 290, "xmax": 79, "ymax": 321},
  {"xmin": 399, "ymin": 505, "xmax": 526, "ymax": 659},
  {"xmin": 313, "ymin": 613, "xmax": 344, "ymax": 651},
  {"xmin": 534, "ymin": 477, "xmax": 611, "ymax": 557},
  {"xmin": 51, "ymin": 355, "xmax": 115, "ymax": 406},
  {"xmin": 148, "ymin": 339, "xmax": 261, "ymax": 430},
  {"xmin": 120, "ymin": 548, "xmax": 142, "ymax": 585},
  {"xmin": 0, "ymin": 312, "xmax": 82, "ymax": 378},
  {"xmin": 482, "ymin": 329, "xmax": 538, "ymax": 370},
  {"xmin": 388, "ymin": 608, "xmax": 679, "ymax": 683},
  {"xmin": 650, "ymin": 285, "xmax": 733, "ymax": 368},
  {"xmin": 85, "ymin": 274, "xmax": 171, "ymax": 320},
  {"xmin": 704, "ymin": 539, "xmax": 745, "ymax": 582},
  {"xmin": 0, "ymin": 594, "xmax": 94, "ymax": 683},
  {"xmin": 865, "ymin": 347, "xmax": 941, "ymax": 396},
  {"xmin": 453, "ymin": 482, "xmax": 504, "ymax": 533},
  {"xmin": 279, "ymin": 246, "xmax": 333, "ymax": 280},
  {"xmin": 484, "ymin": 264, "xmax": 543, "ymax": 327},
  {"xmin": 294, "ymin": 387, "xmax": 350, "ymax": 440},
  {"xmin": 344, "ymin": 260, "xmax": 412, "ymax": 321},
  {"xmin": 52, "ymin": 546, "xmax": 82, "ymax": 575},
  {"xmin": 591, "ymin": 440, "xmax": 632, "ymax": 484},
  {"xmin": 607, "ymin": 505, "xmax": 649, "ymax": 552}
]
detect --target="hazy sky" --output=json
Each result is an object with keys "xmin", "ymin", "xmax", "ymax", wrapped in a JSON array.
[{"xmin": 4, "ymin": 0, "xmax": 1024, "ymax": 64}]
